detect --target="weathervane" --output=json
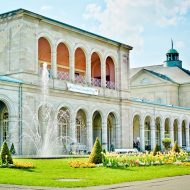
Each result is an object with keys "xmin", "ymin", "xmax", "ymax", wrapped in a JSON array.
[{"xmin": 171, "ymin": 38, "xmax": 173, "ymax": 49}]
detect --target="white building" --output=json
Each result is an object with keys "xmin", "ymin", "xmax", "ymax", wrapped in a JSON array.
[{"xmin": 0, "ymin": 9, "xmax": 189, "ymax": 155}]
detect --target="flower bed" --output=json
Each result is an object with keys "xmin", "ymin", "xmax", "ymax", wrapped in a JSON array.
[
  {"xmin": 102, "ymin": 151, "xmax": 188, "ymax": 168},
  {"xmin": 69, "ymin": 161, "xmax": 96, "ymax": 168}
]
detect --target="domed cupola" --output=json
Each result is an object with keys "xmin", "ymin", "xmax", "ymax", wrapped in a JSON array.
[{"xmin": 164, "ymin": 39, "xmax": 182, "ymax": 68}]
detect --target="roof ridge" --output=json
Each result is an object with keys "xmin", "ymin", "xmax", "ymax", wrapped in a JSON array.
[{"xmin": 0, "ymin": 8, "xmax": 132, "ymax": 50}]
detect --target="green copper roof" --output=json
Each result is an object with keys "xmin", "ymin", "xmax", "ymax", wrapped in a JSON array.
[
  {"xmin": 167, "ymin": 48, "xmax": 178, "ymax": 54},
  {"xmin": 0, "ymin": 8, "xmax": 133, "ymax": 50},
  {"xmin": 0, "ymin": 76, "xmax": 22, "ymax": 84},
  {"xmin": 144, "ymin": 69, "xmax": 176, "ymax": 83}
]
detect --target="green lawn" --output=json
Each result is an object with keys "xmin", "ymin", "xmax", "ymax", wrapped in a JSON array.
[{"xmin": 0, "ymin": 158, "xmax": 190, "ymax": 188}]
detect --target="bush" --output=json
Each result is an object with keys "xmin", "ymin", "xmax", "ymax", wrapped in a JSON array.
[
  {"xmin": 0, "ymin": 141, "xmax": 13, "ymax": 166},
  {"xmin": 10, "ymin": 143, "xmax": 16, "ymax": 155},
  {"xmin": 10, "ymin": 161, "xmax": 35, "ymax": 169},
  {"xmin": 172, "ymin": 141, "xmax": 180, "ymax": 153},
  {"xmin": 88, "ymin": 137, "xmax": 102, "ymax": 164},
  {"xmin": 69, "ymin": 161, "xmax": 95, "ymax": 168},
  {"xmin": 153, "ymin": 144, "xmax": 160, "ymax": 156},
  {"xmin": 162, "ymin": 138, "xmax": 171, "ymax": 150}
]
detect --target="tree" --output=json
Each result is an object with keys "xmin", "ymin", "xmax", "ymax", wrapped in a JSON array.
[
  {"xmin": 0, "ymin": 141, "xmax": 13, "ymax": 166},
  {"xmin": 153, "ymin": 144, "xmax": 160, "ymax": 156},
  {"xmin": 10, "ymin": 143, "xmax": 16, "ymax": 155},
  {"xmin": 172, "ymin": 141, "xmax": 180, "ymax": 153},
  {"xmin": 88, "ymin": 137, "xmax": 102, "ymax": 164}
]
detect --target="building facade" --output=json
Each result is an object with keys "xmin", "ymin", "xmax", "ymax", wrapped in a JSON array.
[{"xmin": 0, "ymin": 9, "xmax": 189, "ymax": 155}]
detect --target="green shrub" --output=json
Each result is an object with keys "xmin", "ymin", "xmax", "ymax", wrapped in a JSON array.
[
  {"xmin": 172, "ymin": 141, "xmax": 180, "ymax": 153},
  {"xmin": 88, "ymin": 137, "xmax": 102, "ymax": 164},
  {"xmin": 0, "ymin": 141, "xmax": 13, "ymax": 166},
  {"xmin": 153, "ymin": 144, "xmax": 160, "ymax": 156},
  {"xmin": 162, "ymin": 138, "xmax": 171, "ymax": 150},
  {"xmin": 10, "ymin": 143, "xmax": 16, "ymax": 155}
]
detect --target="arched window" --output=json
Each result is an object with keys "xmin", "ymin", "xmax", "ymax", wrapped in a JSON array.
[
  {"xmin": 56, "ymin": 43, "xmax": 70, "ymax": 80},
  {"xmin": 106, "ymin": 56, "xmax": 115, "ymax": 89},
  {"xmin": 0, "ymin": 101, "xmax": 9, "ymax": 146},
  {"xmin": 91, "ymin": 52, "xmax": 101, "ymax": 87},
  {"xmin": 75, "ymin": 48, "xmax": 86, "ymax": 84}
]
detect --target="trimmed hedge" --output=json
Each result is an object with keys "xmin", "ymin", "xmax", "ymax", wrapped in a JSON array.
[{"xmin": 88, "ymin": 137, "xmax": 102, "ymax": 164}]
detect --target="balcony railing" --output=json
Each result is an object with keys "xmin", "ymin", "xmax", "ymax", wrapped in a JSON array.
[
  {"xmin": 40, "ymin": 69, "xmax": 116, "ymax": 90},
  {"xmin": 57, "ymin": 71, "xmax": 69, "ymax": 81},
  {"xmin": 75, "ymin": 74, "xmax": 87, "ymax": 84},
  {"xmin": 91, "ymin": 78, "xmax": 101, "ymax": 87},
  {"xmin": 106, "ymin": 81, "xmax": 116, "ymax": 89}
]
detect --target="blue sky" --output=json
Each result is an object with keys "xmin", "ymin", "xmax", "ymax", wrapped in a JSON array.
[{"xmin": 1, "ymin": 0, "xmax": 190, "ymax": 69}]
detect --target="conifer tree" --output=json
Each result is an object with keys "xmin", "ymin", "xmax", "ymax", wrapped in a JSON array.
[
  {"xmin": 88, "ymin": 137, "xmax": 102, "ymax": 164},
  {"xmin": 10, "ymin": 143, "xmax": 16, "ymax": 155},
  {"xmin": 153, "ymin": 144, "xmax": 160, "ymax": 156},
  {"xmin": 172, "ymin": 141, "xmax": 180, "ymax": 153},
  {"xmin": 0, "ymin": 141, "xmax": 13, "ymax": 166}
]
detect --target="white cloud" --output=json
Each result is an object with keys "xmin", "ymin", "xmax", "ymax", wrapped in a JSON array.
[
  {"xmin": 83, "ymin": 0, "xmax": 190, "ymax": 52},
  {"xmin": 40, "ymin": 5, "xmax": 53, "ymax": 12}
]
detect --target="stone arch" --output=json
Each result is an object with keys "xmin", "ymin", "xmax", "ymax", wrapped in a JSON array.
[
  {"xmin": 182, "ymin": 120, "xmax": 187, "ymax": 147},
  {"xmin": 107, "ymin": 112, "xmax": 117, "ymax": 151},
  {"xmin": 56, "ymin": 42, "xmax": 70, "ymax": 74},
  {"xmin": 92, "ymin": 110, "xmax": 102, "ymax": 144},
  {"xmin": 155, "ymin": 116, "xmax": 161, "ymax": 147},
  {"xmin": 164, "ymin": 117, "xmax": 171, "ymax": 138},
  {"xmin": 144, "ymin": 115, "xmax": 152, "ymax": 150},
  {"xmin": 76, "ymin": 109, "xmax": 87, "ymax": 147},
  {"xmin": 133, "ymin": 114, "xmax": 141, "ymax": 150},
  {"xmin": 173, "ymin": 118, "xmax": 179, "ymax": 143},
  {"xmin": 105, "ymin": 56, "xmax": 115, "ymax": 89},
  {"xmin": 74, "ymin": 47, "xmax": 86, "ymax": 83},
  {"xmin": 91, "ymin": 52, "xmax": 102, "ymax": 87},
  {"xmin": 38, "ymin": 36, "xmax": 52, "ymax": 70}
]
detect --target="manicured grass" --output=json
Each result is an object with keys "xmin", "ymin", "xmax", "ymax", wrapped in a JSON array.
[{"xmin": 0, "ymin": 158, "xmax": 190, "ymax": 188}]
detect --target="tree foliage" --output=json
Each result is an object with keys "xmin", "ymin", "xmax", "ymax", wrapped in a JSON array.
[
  {"xmin": 88, "ymin": 137, "xmax": 102, "ymax": 164},
  {"xmin": 0, "ymin": 141, "xmax": 13, "ymax": 166},
  {"xmin": 10, "ymin": 143, "xmax": 16, "ymax": 155},
  {"xmin": 172, "ymin": 141, "xmax": 180, "ymax": 153},
  {"xmin": 153, "ymin": 144, "xmax": 160, "ymax": 156}
]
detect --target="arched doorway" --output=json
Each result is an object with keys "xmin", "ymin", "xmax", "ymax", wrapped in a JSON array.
[
  {"xmin": 133, "ymin": 115, "xmax": 140, "ymax": 150},
  {"xmin": 57, "ymin": 107, "xmax": 70, "ymax": 150},
  {"xmin": 106, "ymin": 56, "xmax": 115, "ymax": 89},
  {"xmin": 92, "ymin": 111, "xmax": 102, "ymax": 144},
  {"xmin": 144, "ymin": 116, "xmax": 151, "ymax": 150},
  {"xmin": 182, "ymin": 120, "xmax": 186, "ymax": 147},
  {"xmin": 174, "ymin": 119, "xmax": 178, "ymax": 143},
  {"xmin": 155, "ymin": 117, "xmax": 161, "ymax": 147},
  {"xmin": 107, "ymin": 113, "xmax": 116, "ymax": 151},
  {"xmin": 91, "ymin": 52, "xmax": 101, "ymax": 87},
  {"xmin": 0, "ymin": 101, "xmax": 9, "ymax": 146},
  {"xmin": 164, "ymin": 118, "xmax": 170, "ymax": 138},
  {"xmin": 76, "ymin": 109, "xmax": 87, "ymax": 146},
  {"xmin": 38, "ymin": 37, "xmax": 52, "ymax": 72},
  {"xmin": 56, "ymin": 43, "xmax": 70, "ymax": 80},
  {"xmin": 75, "ymin": 48, "xmax": 86, "ymax": 83}
]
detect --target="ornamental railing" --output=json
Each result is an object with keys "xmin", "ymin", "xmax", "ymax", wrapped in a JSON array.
[
  {"xmin": 39, "ymin": 70, "xmax": 116, "ymax": 90},
  {"xmin": 91, "ymin": 78, "xmax": 101, "ymax": 87},
  {"xmin": 106, "ymin": 81, "xmax": 115, "ymax": 89},
  {"xmin": 75, "ymin": 74, "xmax": 87, "ymax": 85},
  {"xmin": 57, "ymin": 71, "xmax": 69, "ymax": 81}
]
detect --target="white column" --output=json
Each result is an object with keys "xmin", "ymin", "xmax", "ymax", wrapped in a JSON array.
[
  {"xmin": 186, "ymin": 125, "xmax": 190, "ymax": 148},
  {"xmin": 69, "ymin": 50, "xmax": 75, "ymax": 82},
  {"xmin": 178, "ymin": 123, "xmax": 182, "ymax": 147},
  {"xmin": 169, "ymin": 120, "xmax": 174, "ymax": 147},
  {"xmin": 52, "ymin": 50, "xmax": 57, "ymax": 78},
  {"xmin": 86, "ymin": 117, "xmax": 93, "ymax": 152},
  {"xmin": 101, "ymin": 57, "xmax": 106, "ymax": 88},
  {"xmin": 102, "ymin": 115, "xmax": 107, "ymax": 150},
  {"xmin": 151, "ymin": 120, "xmax": 156, "ymax": 150},
  {"xmin": 86, "ymin": 53, "xmax": 91, "ymax": 84},
  {"xmin": 140, "ymin": 121, "xmax": 145, "ymax": 151},
  {"xmin": 70, "ymin": 113, "xmax": 76, "ymax": 143},
  {"xmin": 160, "ymin": 122, "xmax": 165, "ymax": 150}
]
